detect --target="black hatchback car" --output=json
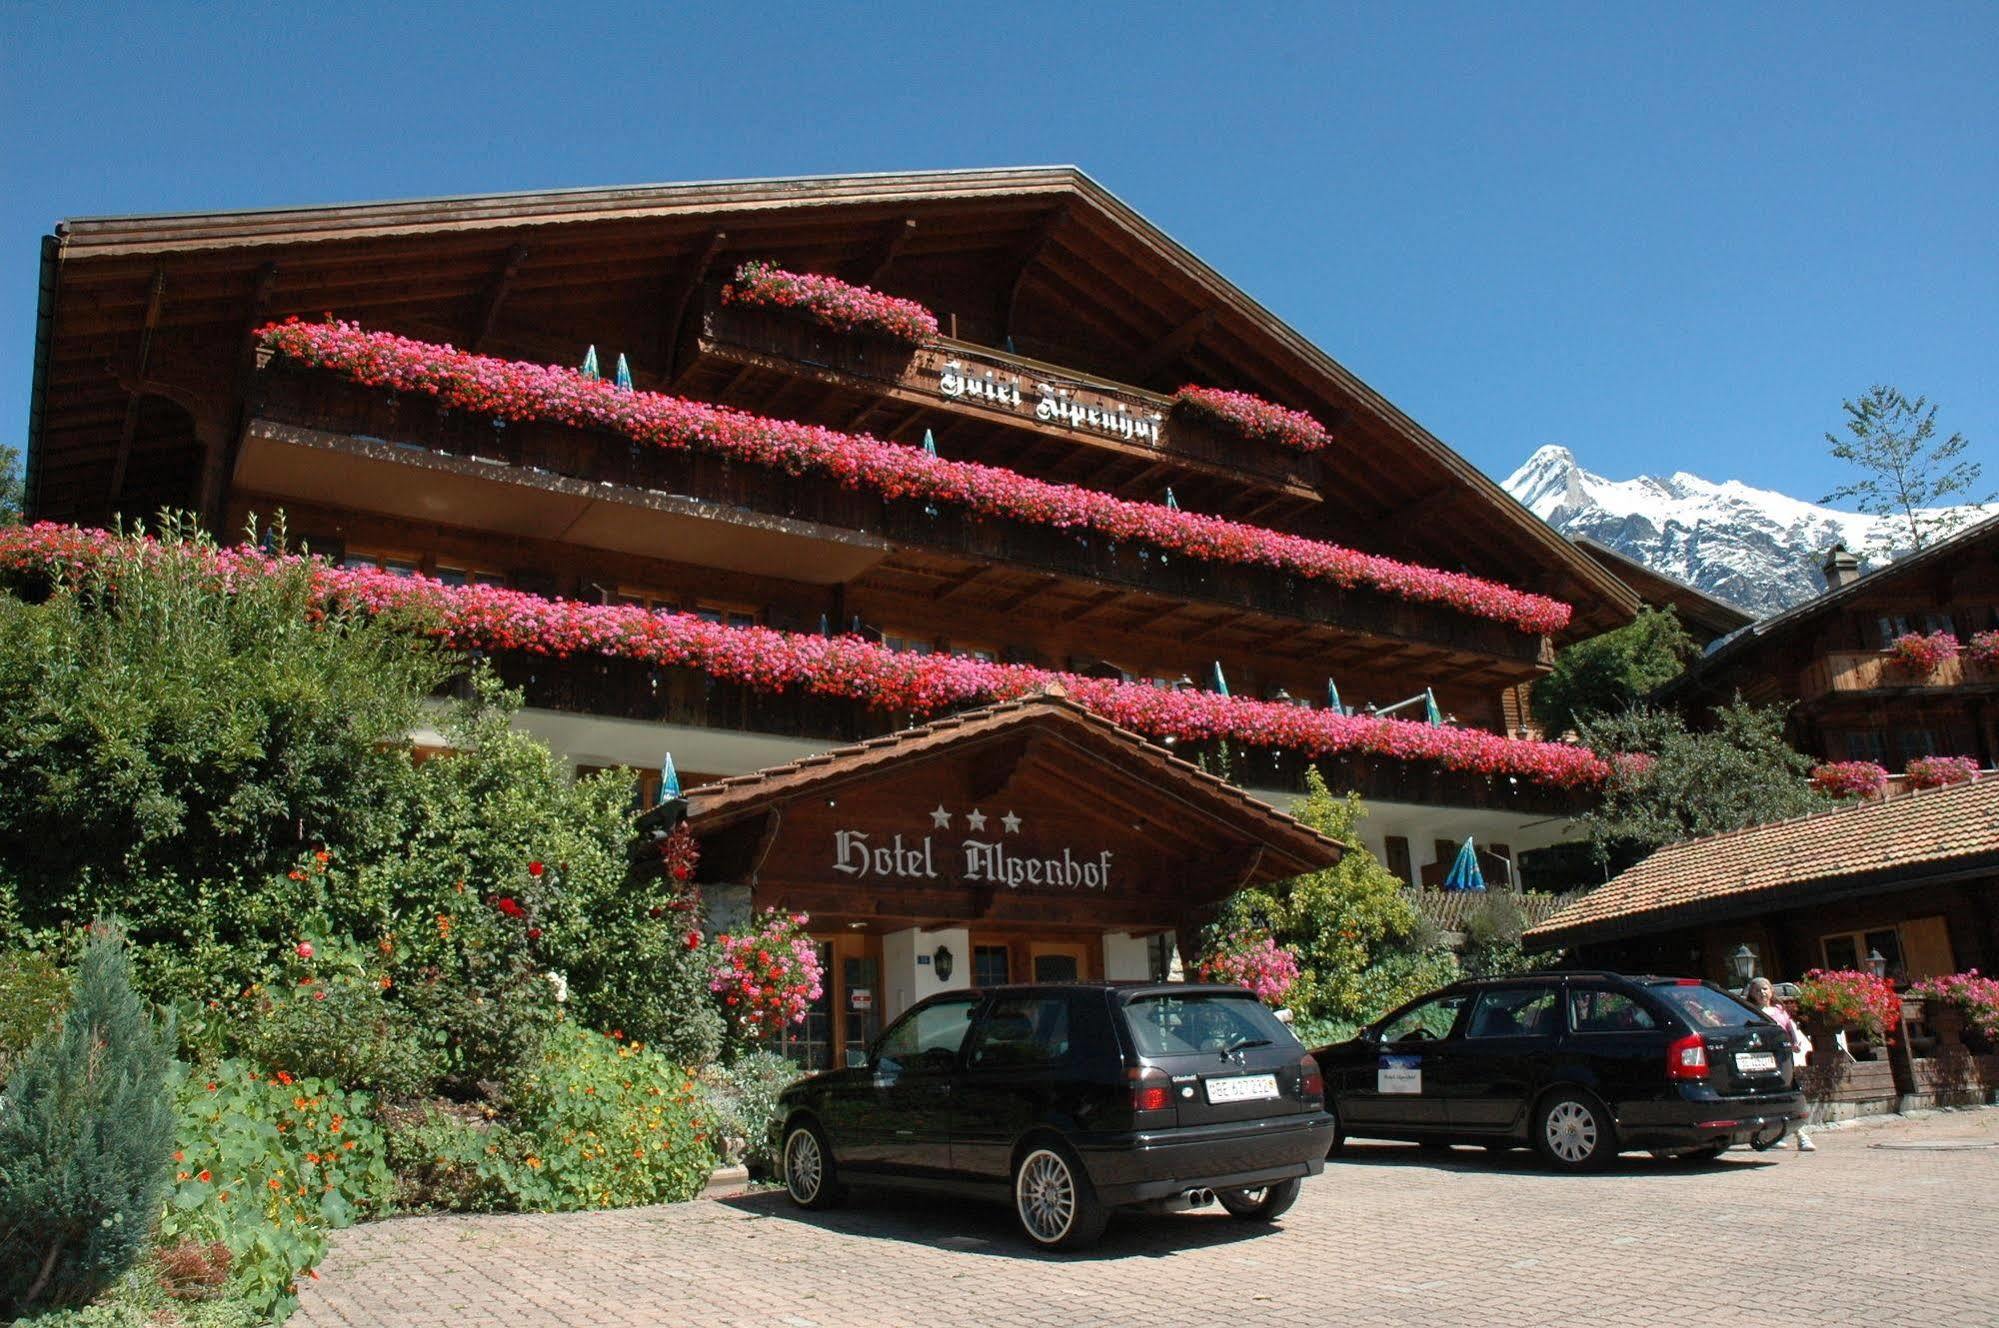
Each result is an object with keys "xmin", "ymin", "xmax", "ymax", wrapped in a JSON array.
[
  {"xmin": 776, "ymin": 982, "xmax": 1335, "ymax": 1248},
  {"xmin": 1312, "ymin": 971, "xmax": 1807, "ymax": 1170}
]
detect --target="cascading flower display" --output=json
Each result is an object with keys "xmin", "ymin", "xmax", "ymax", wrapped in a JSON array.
[
  {"xmin": 0, "ymin": 522, "xmax": 1615, "ymax": 790},
  {"xmin": 1197, "ymin": 933, "xmax": 1301, "ymax": 1006},
  {"xmin": 720, "ymin": 260, "xmax": 940, "ymax": 343},
  {"xmin": 1795, "ymin": 969, "xmax": 1903, "ymax": 1042},
  {"xmin": 1809, "ymin": 760, "xmax": 1890, "ymax": 799},
  {"xmin": 1909, "ymin": 971, "xmax": 1999, "ymax": 1040},
  {"xmin": 1904, "ymin": 755, "xmax": 1980, "ymax": 790},
  {"xmin": 254, "ymin": 320, "xmax": 1573, "ymax": 636},
  {"xmin": 708, "ymin": 909, "xmax": 824, "ymax": 1041},
  {"xmin": 1174, "ymin": 385, "xmax": 1333, "ymax": 453},
  {"xmin": 1885, "ymin": 630, "xmax": 1959, "ymax": 677},
  {"xmin": 1968, "ymin": 629, "xmax": 1999, "ymax": 670}
]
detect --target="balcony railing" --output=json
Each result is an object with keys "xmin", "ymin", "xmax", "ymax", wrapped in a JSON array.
[
  {"xmin": 1797, "ymin": 651, "xmax": 1999, "ymax": 701},
  {"xmin": 480, "ymin": 650, "xmax": 1591, "ymax": 817},
  {"xmin": 251, "ymin": 363, "xmax": 1546, "ymax": 666}
]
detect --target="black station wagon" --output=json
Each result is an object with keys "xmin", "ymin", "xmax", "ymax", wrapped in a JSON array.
[
  {"xmin": 1312, "ymin": 971, "xmax": 1808, "ymax": 1170},
  {"xmin": 776, "ymin": 982, "xmax": 1335, "ymax": 1248}
]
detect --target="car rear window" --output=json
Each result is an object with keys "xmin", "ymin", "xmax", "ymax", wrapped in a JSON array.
[
  {"xmin": 1645, "ymin": 980, "xmax": 1761, "ymax": 1029},
  {"xmin": 1123, "ymin": 992, "xmax": 1299, "ymax": 1057}
]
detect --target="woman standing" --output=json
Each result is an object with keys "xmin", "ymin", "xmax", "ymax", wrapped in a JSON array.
[{"xmin": 1747, "ymin": 977, "xmax": 1816, "ymax": 1152}]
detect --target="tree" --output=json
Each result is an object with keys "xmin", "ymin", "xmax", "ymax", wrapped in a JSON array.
[
  {"xmin": 0, "ymin": 922, "xmax": 177, "ymax": 1316},
  {"xmin": 1576, "ymin": 700, "xmax": 1827, "ymax": 871},
  {"xmin": 0, "ymin": 443, "xmax": 21, "ymax": 525},
  {"xmin": 1531, "ymin": 606, "xmax": 1697, "ymax": 737},
  {"xmin": 1823, "ymin": 386, "xmax": 1990, "ymax": 557},
  {"xmin": 1211, "ymin": 769, "xmax": 1457, "ymax": 1033}
]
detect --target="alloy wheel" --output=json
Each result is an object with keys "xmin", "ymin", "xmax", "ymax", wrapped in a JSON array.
[
  {"xmin": 1544, "ymin": 1100, "xmax": 1599, "ymax": 1164},
  {"xmin": 785, "ymin": 1128, "xmax": 823, "ymax": 1204},
  {"xmin": 1016, "ymin": 1148, "xmax": 1077, "ymax": 1245}
]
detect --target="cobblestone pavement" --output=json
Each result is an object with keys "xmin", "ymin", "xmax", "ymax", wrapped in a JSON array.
[{"xmin": 297, "ymin": 1108, "xmax": 1999, "ymax": 1328}]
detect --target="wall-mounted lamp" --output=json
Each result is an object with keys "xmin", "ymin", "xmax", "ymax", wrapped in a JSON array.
[{"xmin": 933, "ymin": 945, "xmax": 955, "ymax": 983}]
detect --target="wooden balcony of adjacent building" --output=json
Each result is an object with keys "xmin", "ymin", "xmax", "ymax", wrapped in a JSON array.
[
  {"xmin": 478, "ymin": 652, "xmax": 1595, "ymax": 819},
  {"xmin": 239, "ymin": 360, "xmax": 1557, "ymax": 685},
  {"xmin": 1796, "ymin": 650, "xmax": 1999, "ymax": 704}
]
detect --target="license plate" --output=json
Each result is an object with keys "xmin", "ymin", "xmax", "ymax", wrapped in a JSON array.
[
  {"xmin": 1734, "ymin": 1051, "xmax": 1778, "ymax": 1074},
  {"xmin": 1205, "ymin": 1073, "xmax": 1279, "ymax": 1104}
]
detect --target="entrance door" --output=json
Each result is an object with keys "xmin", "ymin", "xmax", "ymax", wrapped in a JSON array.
[{"xmin": 1029, "ymin": 941, "xmax": 1089, "ymax": 983}]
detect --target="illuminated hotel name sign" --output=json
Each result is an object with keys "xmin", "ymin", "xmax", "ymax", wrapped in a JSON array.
[
  {"xmin": 933, "ymin": 355, "xmax": 1165, "ymax": 446},
  {"xmin": 829, "ymin": 806, "xmax": 1113, "ymax": 892}
]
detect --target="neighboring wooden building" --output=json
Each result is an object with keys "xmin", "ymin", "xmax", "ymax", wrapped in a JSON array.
[
  {"xmin": 1659, "ymin": 518, "xmax": 1999, "ymax": 770},
  {"xmin": 1524, "ymin": 776, "xmax": 1999, "ymax": 984},
  {"xmin": 26, "ymin": 168, "xmax": 1643, "ymax": 1063}
]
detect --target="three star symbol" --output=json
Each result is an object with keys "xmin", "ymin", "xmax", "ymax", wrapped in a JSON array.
[{"xmin": 930, "ymin": 806, "xmax": 1023, "ymax": 833}]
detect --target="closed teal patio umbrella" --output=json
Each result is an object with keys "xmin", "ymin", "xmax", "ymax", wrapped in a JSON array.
[{"xmin": 1442, "ymin": 837, "xmax": 1486, "ymax": 892}]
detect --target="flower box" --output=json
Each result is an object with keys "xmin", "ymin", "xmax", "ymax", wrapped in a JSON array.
[
  {"xmin": 1173, "ymin": 385, "xmax": 1333, "ymax": 453},
  {"xmin": 720, "ymin": 260, "xmax": 939, "ymax": 345},
  {"xmin": 1886, "ymin": 630, "xmax": 1959, "ymax": 678},
  {"xmin": 1810, "ymin": 760, "xmax": 1889, "ymax": 799},
  {"xmin": 1905, "ymin": 755, "xmax": 1980, "ymax": 790}
]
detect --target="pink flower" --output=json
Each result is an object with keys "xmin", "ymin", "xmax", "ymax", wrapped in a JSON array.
[
  {"xmin": 721, "ymin": 260, "xmax": 939, "ymax": 343},
  {"xmin": 295, "ymin": 942, "xmax": 314, "ymax": 959},
  {"xmin": 1175, "ymin": 385, "xmax": 1332, "ymax": 452}
]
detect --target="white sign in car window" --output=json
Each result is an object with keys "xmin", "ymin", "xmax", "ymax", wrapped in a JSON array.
[{"xmin": 1378, "ymin": 1054, "xmax": 1422, "ymax": 1095}]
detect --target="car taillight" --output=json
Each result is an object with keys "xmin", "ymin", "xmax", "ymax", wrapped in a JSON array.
[
  {"xmin": 1129, "ymin": 1065, "xmax": 1171, "ymax": 1112},
  {"xmin": 1298, "ymin": 1051, "xmax": 1325, "ymax": 1101},
  {"xmin": 1667, "ymin": 1031, "xmax": 1709, "ymax": 1081}
]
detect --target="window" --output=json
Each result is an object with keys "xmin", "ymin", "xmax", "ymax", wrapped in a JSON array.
[
  {"xmin": 1124, "ymin": 993, "xmax": 1296, "ymax": 1057},
  {"xmin": 1384, "ymin": 837, "xmax": 1414, "ymax": 887},
  {"xmin": 614, "ymin": 586, "xmax": 679, "ymax": 612},
  {"xmin": 1820, "ymin": 927, "xmax": 1906, "ymax": 979},
  {"xmin": 972, "ymin": 945, "xmax": 1010, "ymax": 988},
  {"xmin": 1433, "ymin": 840, "xmax": 1457, "ymax": 870},
  {"xmin": 1145, "ymin": 932, "xmax": 1175, "ymax": 982},
  {"xmin": 1844, "ymin": 730, "xmax": 1890, "ymax": 763},
  {"xmin": 1378, "ymin": 993, "xmax": 1467, "ymax": 1043},
  {"xmin": 343, "ymin": 549, "xmax": 421, "ymax": 578},
  {"xmin": 694, "ymin": 603, "xmax": 759, "ymax": 629},
  {"xmin": 1465, "ymin": 987, "xmax": 1559, "ymax": 1039},
  {"xmin": 1875, "ymin": 615, "xmax": 1913, "ymax": 648},
  {"xmin": 1033, "ymin": 953, "xmax": 1079, "ymax": 982},
  {"xmin": 1897, "ymin": 729, "xmax": 1941, "ymax": 767},
  {"xmin": 880, "ymin": 630, "xmax": 935, "ymax": 655},
  {"xmin": 875, "ymin": 996, "xmax": 978, "ymax": 1071},
  {"xmin": 1922, "ymin": 613, "xmax": 1956, "ymax": 635},
  {"xmin": 1568, "ymin": 987, "xmax": 1657, "ymax": 1034},
  {"xmin": 435, "ymin": 564, "xmax": 506, "ymax": 588},
  {"xmin": 969, "ymin": 995, "xmax": 1072, "ymax": 1068},
  {"xmin": 950, "ymin": 642, "xmax": 1000, "ymax": 663},
  {"xmin": 1644, "ymin": 980, "xmax": 1761, "ymax": 1029}
]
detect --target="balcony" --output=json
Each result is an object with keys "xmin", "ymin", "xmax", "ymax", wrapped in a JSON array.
[
  {"xmin": 481, "ymin": 651, "xmax": 1592, "ymax": 818},
  {"xmin": 246, "ymin": 362, "xmax": 1552, "ymax": 671},
  {"xmin": 1797, "ymin": 650, "xmax": 1999, "ymax": 703}
]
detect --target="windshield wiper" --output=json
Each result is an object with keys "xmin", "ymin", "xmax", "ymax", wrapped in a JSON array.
[{"xmin": 1221, "ymin": 1037, "xmax": 1273, "ymax": 1057}]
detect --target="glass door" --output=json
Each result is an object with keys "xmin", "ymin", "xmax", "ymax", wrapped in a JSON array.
[
  {"xmin": 843, "ymin": 955, "xmax": 881, "ymax": 1065},
  {"xmin": 776, "ymin": 940, "xmax": 836, "ymax": 1071}
]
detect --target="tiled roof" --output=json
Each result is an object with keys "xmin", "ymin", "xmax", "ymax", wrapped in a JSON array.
[
  {"xmin": 675, "ymin": 683, "xmax": 1347, "ymax": 882},
  {"xmin": 1410, "ymin": 889, "xmax": 1578, "ymax": 934},
  {"xmin": 1526, "ymin": 777, "xmax": 1999, "ymax": 947}
]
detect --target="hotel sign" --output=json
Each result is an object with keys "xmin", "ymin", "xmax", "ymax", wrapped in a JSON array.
[
  {"xmin": 920, "ymin": 348, "xmax": 1166, "ymax": 447},
  {"xmin": 829, "ymin": 804, "xmax": 1114, "ymax": 892}
]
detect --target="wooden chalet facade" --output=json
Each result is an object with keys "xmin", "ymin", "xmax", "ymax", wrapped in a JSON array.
[
  {"xmin": 27, "ymin": 169, "xmax": 1640, "ymax": 1055},
  {"xmin": 1661, "ymin": 520, "xmax": 1999, "ymax": 773}
]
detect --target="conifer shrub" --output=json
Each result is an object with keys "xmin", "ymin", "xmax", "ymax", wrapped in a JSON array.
[{"xmin": 0, "ymin": 923, "xmax": 177, "ymax": 1317}]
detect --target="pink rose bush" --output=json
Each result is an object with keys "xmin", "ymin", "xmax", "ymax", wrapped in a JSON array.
[
  {"xmin": 1809, "ymin": 760, "xmax": 1890, "ymax": 799},
  {"xmin": 1905, "ymin": 755, "xmax": 1980, "ymax": 790},
  {"xmin": 1968, "ymin": 630, "xmax": 1999, "ymax": 670},
  {"xmin": 1174, "ymin": 385, "xmax": 1332, "ymax": 453},
  {"xmin": 1197, "ymin": 933, "xmax": 1300, "ymax": 1006},
  {"xmin": 709, "ymin": 909, "xmax": 824, "ymax": 1041},
  {"xmin": 721, "ymin": 260, "xmax": 940, "ymax": 344},
  {"xmin": 1885, "ymin": 630, "xmax": 1959, "ymax": 677},
  {"xmin": 255, "ymin": 321, "xmax": 1572, "ymax": 636},
  {"xmin": 0, "ymin": 522, "xmax": 1614, "ymax": 790}
]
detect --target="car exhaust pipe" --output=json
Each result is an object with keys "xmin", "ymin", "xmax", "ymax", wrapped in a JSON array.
[{"xmin": 1142, "ymin": 1187, "xmax": 1217, "ymax": 1214}]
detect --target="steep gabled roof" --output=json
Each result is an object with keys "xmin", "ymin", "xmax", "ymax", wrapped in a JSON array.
[
  {"xmin": 1525, "ymin": 777, "xmax": 1999, "ymax": 948},
  {"xmin": 1571, "ymin": 537, "xmax": 1755, "ymax": 642},
  {"xmin": 31, "ymin": 166, "xmax": 1637, "ymax": 633}
]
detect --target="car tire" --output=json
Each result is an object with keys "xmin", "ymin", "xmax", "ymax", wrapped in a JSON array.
[
  {"xmin": 1216, "ymin": 1177, "xmax": 1302, "ymax": 1222},
  {"xmin": 1533, "ymin": 1090, "xmax": 1615, "ymax": 1172},
  {"xmin": 1013, "ymin": 1142, "xmax": 1109, "ymax": 1250},
  {"xmin": 1326, "ymin": 1100, "xmax": 1346, "ymax": 1156},
  {"xmin": 781, "ymin": 1119, "xmax": 844, "ymax": 1210}
]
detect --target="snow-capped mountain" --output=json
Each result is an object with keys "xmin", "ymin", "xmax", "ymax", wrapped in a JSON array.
[{"xmin": 1502, "ymin": 445, "xmax": 1986, "ymax": 618}]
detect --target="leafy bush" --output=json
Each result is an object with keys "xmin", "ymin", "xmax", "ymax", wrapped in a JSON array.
[
  {"xmin": 160, "ymin": 1060, "xmax": 392, "ymax": 1321},
  {"xmin": 1213, "ymin": 771, "xmax": 1458, "ymax": 1026},
  {"xmin": 0, "ymin": 516, "xmax": 450, "ymax": 950},
  {"xmin": 378, "ymin": 1102, "xmax": 537, "ymax": 1213},
  {"xmin": 12, "ymin": 1256, "xmax": 258, "ymax": 1328},
  {"xmin": 1285, "ymin": 1013, "xmax": 1361, "ymax": 1049},
  {"xmin": 0, "ymin": 924, "xmax": 177, "ymax": 1318},
  {"xmin": 1460, "ymin": 893, "xmax": 1537, "ymax": 979},
  {"xmin": 0, "ymin": 946, "xmax": 70, "ymax": 1082},
  {"xmin": 698, "ymin": 1051, "xmax": 802, "ymax": 1171},
  {"xmin": 226, "ymin": 935, "xmax": 441, "ymax": 1099}
]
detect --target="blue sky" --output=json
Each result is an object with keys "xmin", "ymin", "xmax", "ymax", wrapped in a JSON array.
[{"xmin": 3, "ymin": 3, "xmax": 1993, "ymax": 502}]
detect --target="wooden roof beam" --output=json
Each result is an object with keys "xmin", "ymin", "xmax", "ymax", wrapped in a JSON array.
[
  {"xmin": 108, "ymin": 263, "xmax": 168, "ymax": 504},
  {"xmin": 1355, "ymin": 484, "xmax": 1469, "ymax": 550},
  {"xmin": 467, "ymin": 243, "xmax": 530, "ymax": 351},
  {"xmin": 1133, "ymin": 309, "xmax": 1214, "ymax": 386},
  {"xmin": 847, "ymin": 217, "xmax": 917, "ymax": 287},
  {"xmin": 994, "ymin": 577, "xmax": 1062, "ymax": 613},
  {"xmin": 997, "ymin": 205, "xmax": 1070, "ymax": 342},
  {"xmin": 660, "ymin": 229, "xmax": 727, "ymax": 379}
]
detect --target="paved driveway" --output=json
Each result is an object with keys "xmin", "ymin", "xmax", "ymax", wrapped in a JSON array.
[{"xmin": 298, "ymin": 1109, "xmax": 1998, "ymax": 1328}]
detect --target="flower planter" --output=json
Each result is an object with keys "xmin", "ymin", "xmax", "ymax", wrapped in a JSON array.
[{"xmin": 1925, "ymin": 998, "xmax": 1968, "ymax": 1046}]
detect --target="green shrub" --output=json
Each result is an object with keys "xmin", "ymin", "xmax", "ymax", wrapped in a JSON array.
[
  {"xmin": 159, "ymin": 1060, "xmax": 393, "ymax": 1322},
  {"xmin": 0, "ymin": 923, "xmax": 178, "ymax": 1318},
  {"xmin": 699, "ymin": 1051, "xmax": 803, "ymax": 1171},
  {"xmin": 12, "ymin": 1255, "xmax": 258, "ymax": 1328},
  {"xmin": 379, "ymin": 1103, "xmax": 539, "ymax": 1213},
  {"xmin": 509, "ymin": 1024, "xmax": 715, "ymax": 1210},
  {"xmin": 0, "ymin": 947, "xmax": 70, "ymax": 1082},
  {"xmin": 226, "ymin": 936, "xmax": 440, "ymax": 1099},
  {"xmin": 1460, "ymin": 893, "xmax": 1535, "ymax": 979}
]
